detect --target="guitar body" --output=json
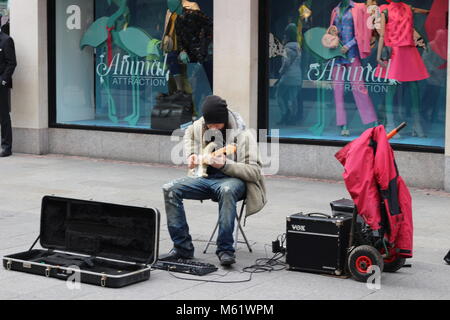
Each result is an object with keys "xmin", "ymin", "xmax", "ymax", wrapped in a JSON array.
[{"xmin": 188, "ymin": 143, "xmax": 237, "ymax": 178}]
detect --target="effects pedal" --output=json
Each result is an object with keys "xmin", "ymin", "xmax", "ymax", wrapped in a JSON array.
[{"xmin": 153, "ymin": 259, "xmax": 218, "ymax": 276}]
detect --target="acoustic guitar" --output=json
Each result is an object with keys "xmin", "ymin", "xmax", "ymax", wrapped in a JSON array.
[{"xmin": 188, "ymin": 143, "xmax": 237, "ymax": 178}]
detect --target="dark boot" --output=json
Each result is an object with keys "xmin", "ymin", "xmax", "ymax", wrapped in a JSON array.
[{"xmin": 218, "ymin": 251, "xmax": 236, "ymax": 266}]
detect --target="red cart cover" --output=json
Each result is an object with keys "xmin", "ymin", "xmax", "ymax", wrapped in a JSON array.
[{"xmin": 335, "ymin": 126, "xmax": 413, "ymax": 258}]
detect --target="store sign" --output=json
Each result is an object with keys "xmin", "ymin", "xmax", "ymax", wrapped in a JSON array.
[
  {"xmin": 96, "ymin": 53, "xmax": 170, "ymax": 87},
  {"xmin": 307, "ymin": 59, "xmax": 393, "ymax": 93}
]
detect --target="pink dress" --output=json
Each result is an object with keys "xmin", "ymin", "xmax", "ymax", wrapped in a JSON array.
[{"xmin": 375, "ymin": 2, "xmax": 429, "ymax": 82}]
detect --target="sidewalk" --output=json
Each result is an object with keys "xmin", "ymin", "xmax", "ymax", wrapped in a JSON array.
[{"xmin": 0, "ymin": 154, "xmax": 449, "ymax": 300}]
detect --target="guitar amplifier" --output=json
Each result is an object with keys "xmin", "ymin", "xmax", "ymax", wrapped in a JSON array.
[{"xmin": 286, "ymin": 213, "xmax": 352, "ymax": 276}]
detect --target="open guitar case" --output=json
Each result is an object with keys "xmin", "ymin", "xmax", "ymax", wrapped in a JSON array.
[{"xmin": 3, "ymin": 196, "xmax": 160, "ymax": 288}]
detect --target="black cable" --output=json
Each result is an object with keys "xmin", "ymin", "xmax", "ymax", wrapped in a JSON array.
[
  {"xmin": 243, "ymin": 252, "xmax": 287, "ymax": 274},
  {"xmin": 161, "ymin": 233, "xmax": 288, "ymax": 284},
  {"xmin": 167, "ymin": 270, "xmax": 253, "ymax": 284},
  {"xmin": 161, "ymin": 251, "xmax": 286, "ymax": 284}
]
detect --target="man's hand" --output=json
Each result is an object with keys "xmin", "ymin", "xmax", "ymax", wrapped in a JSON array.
[
  {"xmin": 188, "ymin": 154, "xmax": 199, "ymax": 169},
  {"xmin": 341, "ymin": 46, "xmax": 349, "ymax": 54},
  {"xmin": 209, "ymin": 155, "xmax": 227, "ymax": 169}
]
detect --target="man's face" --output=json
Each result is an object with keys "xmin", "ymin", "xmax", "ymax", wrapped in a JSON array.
[{"xmin": 207, "ymin": 123, "xmax": 225, "ymax": 131}]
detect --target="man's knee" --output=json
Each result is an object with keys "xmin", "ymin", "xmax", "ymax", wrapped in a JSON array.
[
  {"xmin": 219, "ymin": 185, "xmax": 242, "ymax": 203},
  {"xmin": 163, "ymin": 180, "xmax": 175, "ymax": 195},
  {"xmin": 219, "ymin": 184, "xmax": 232, "ymax": 196},
  {"xmin": 163, "ymin": 179, "xmax": 183, "ymax": 205},
  {"xmin": 163, "ymin": 177, "xmax": 187, "ymax": 193},
  {"xmin": 219, "ymin": 180, "xmax": 245, "ymax": 200}
]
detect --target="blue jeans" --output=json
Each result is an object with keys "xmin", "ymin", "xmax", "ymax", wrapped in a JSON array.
[{"xmin": 163, "ymin": 172, "xmax": 246, "ymax": 256}]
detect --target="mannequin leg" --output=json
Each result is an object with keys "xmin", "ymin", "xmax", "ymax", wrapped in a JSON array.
[
  {"xmin": 180, "ymin": 64, "xmax": 193, "ymax": 94},
  {"xmin": 309, "ymin": 86, "xmax": 325, "ymax": 136},
  {"xmin": 385, "ymin": 83, "xmax": 399, "ymax": 136},
  {"xmin": 409, "ymin": 81, "xmax": 425, "ymax": 137},
  {"xmin": 332, "ymin": 64, "xmax": 348, "ymax": 135},
  {"xmin": 276, "ymin": 78, "xmax": 290, "ymax": 125},
  {"xmin": 174, "ymin": 75, "xmax": 184, "ymax": 92},
  {"xmin": 349, "ymin": 58, "xmax": 378, "ymax": 127},
  {"xmin": 167, "ymin": 51, "xmax": 185, "ymax": 94},
  {"xmin": 202, "ymin": 58, "xmax": 214, "ymax": 92},
  {"xmin": 319, "ymin": 87, "xmax": 326, "ymax": 130},
  {"xmin": 286, "ymin": 85, "xmax": 298, "ymax": 125}
]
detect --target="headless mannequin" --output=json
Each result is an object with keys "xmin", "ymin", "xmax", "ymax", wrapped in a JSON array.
[
  {"xmin": 376, "ymin": 0, "xmax": 429, "ymax": 137},
  {"xmin": 163, "ymin": 0, "xmax": 200, "ymax": 93},
  {"xmin": 333, "ymin": 0, "xmax": 378, "ymax": 136}
]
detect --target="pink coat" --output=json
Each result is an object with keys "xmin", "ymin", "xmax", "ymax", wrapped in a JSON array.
[{"xmin": 330, "ymin": 3, "xmax": 373, "ymax": 59}]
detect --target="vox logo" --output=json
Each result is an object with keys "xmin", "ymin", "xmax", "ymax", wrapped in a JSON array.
[{"xmin": 292, "ymin": 225, "xmax": 306, "ymax": 232}]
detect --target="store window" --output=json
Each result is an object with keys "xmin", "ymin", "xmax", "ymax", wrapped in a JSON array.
[
  {"xmin": 52, "ymin": 0, "xmax": 213, "ymax": 131},
  {"xmin": 265, "ymin": 0, "xmax": 447, "ymax": 148}
]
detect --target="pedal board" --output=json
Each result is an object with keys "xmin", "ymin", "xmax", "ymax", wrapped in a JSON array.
[{"xmin": 153, "ymin": 259, "xmax": 218, "ymax": 276}]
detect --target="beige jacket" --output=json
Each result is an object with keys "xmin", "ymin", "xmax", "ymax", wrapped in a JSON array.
[{"xmin": 184, "ymin": 110, "xmax": 267, "ymax": 217}]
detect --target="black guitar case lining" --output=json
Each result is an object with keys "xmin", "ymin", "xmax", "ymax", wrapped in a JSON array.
[{"xmin": 3, "ymin": 196, "xmax": 160, "ymax": 288}]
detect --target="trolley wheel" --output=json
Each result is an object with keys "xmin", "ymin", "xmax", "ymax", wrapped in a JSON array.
[
  {"xmin": 383, "ymin": 255, "xmax": 406, "ymax": 273},
  {"xmin": 348, "ymin": 245, "xmax": 384, "ymax": 283}
]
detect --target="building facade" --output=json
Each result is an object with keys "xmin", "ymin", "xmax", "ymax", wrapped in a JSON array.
[{"xmin": 7, "ymin": 0, "xmax": 450, "ymax": 191}]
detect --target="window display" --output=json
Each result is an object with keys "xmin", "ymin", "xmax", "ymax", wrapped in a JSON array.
[
  {"xmin": 52, "ymin": 0, "xmax": 213, "ymax": 131},
  {"xmin": 266, "ymin": 0, "xmax": 447, "ymax": 148}
]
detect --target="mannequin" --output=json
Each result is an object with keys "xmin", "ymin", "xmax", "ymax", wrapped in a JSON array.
[
  {"xmin": 375, "ymin": 0, "xmax": 429, "ymax": 138},
  {"xmin": 329, "ymin": 1, "xmax": 378, "ymax": 136},
  {"xmin": 162, "ymin": 0, "xmax": 212, "ymax": 99},
  {"xmin": 163, "ymin": 0, "xmax": 199, "ymax": 96}
]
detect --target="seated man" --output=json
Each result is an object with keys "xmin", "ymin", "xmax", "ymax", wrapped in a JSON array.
[{"xmin": 162, "ymin": 95, "xmax": 267, "ymax": 266}]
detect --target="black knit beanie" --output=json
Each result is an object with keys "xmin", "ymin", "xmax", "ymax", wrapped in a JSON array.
[{"xmin": 202, "ymin": 95, "xmax": 229, "ymax": 125}]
